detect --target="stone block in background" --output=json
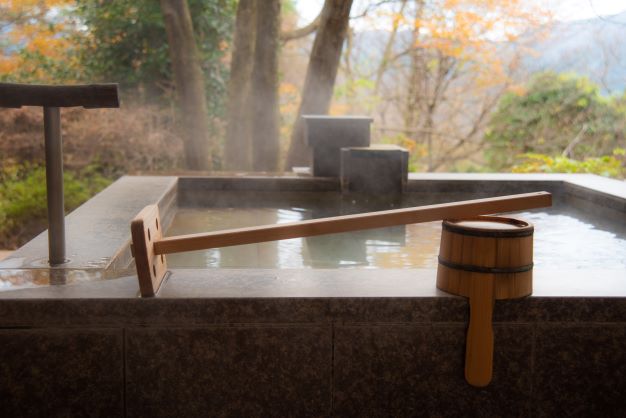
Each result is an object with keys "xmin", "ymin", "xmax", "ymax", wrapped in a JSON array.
[
  {"xmin": 303, "ymin": 115, "xmax": 372, "ymax": 177},
  {"xmin": 341, "ymin": 145, "xmax": 409, "ymax": 194}
]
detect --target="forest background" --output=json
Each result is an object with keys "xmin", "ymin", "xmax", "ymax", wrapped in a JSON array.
[{"xmin": 0, "ymin": 0, "xmax": 625, "ymax": 248}]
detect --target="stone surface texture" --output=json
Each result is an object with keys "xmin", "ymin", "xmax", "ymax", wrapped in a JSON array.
[
  {"xmin": 303, "ymin": 115, "xmax": 372, "ymax": 177},
  {"xmin": 0, "ymin": 328, "xmax": 123, "ymax": 417},
  {"xmin": 1, "ymin": 289, "xmax": 625, "ymax": 416},
  {"xmin": 340, "ymin": 145, "xmax": 409, "ymax": 194},
  {"xmin": 334, "ymin": 324, "xmax": 533, "ymax": 417},
  {"xmin": 0, "ymin": 174, "xmax": 624, "ymax": 415},
  {"xmin": 126, "ymin": 325, "xmax": 332, "ymax": 417},
  {"xmin": 533, "ymin": 324, "xmax": 626, "ymax": 417}
]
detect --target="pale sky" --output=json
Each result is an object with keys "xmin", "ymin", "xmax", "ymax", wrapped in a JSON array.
[
  {"xmin": 551, "ymin": 0, "xmax": 626, "ymax": 21},
  {"xmin": 295, "ymin": 0, "xmax": 626, "ymax": 28}
]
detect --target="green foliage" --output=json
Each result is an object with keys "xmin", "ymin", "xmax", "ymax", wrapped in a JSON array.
[
  {"xmin": 0, "ymin": 1, "xmax": 83, "ymax": 83},
  {"xmin": 333, "ymin": 77, "xmax": 379, "ymax": 114},
  {"xmin": 511, "ymin": 149, "xmax": 625, "ymax": 179},
  {"xmin": 0, "ymin": 48, "xmax": 83, "ymax": 83},
  {"xmin": 0, "ymin": 164, "xmax": 112, "ymax": 248},
  {"xmin": 281, "ymin": 0, "xmax": 297, "ymax": 15},
  {"xmin": 485, "ymin": 72, "xmax": 626, "ymax": 170},
  {"xmin": 75, "ymin": 0, "xmax": 236, "ymax": 115}
]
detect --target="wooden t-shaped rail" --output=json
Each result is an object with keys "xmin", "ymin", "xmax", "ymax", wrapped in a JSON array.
[
  {"xmin": 0, "ymin": 83, "xmax": 119, "ymax": 265},
  {"xmin": 130, "ymin": 191, "xmax": 552, "ymax": 297}
]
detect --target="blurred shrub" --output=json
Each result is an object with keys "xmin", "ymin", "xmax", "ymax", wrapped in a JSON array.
[
  {"xmin": 485, "ymin": 72, "xmax": 626, "ymax": 170},
  {"xmin": 380, "ymin": 132, "xmax": 427, "ymax": 172},
  {"xmin": 0, "ymin": 0, "xmax": 82, "ymax": 83},
  {"xmin": 511, "ymin": 148, "xmax": 625, "ymax": 179},
  {"xmin": 0, "ymin": 106, "xmax": 185, "ymax": 177},
  {"xmin": 1, "ymin": 0, "xmax": 235, "ymax": 117},
  {"xmin": 0, "ymin": 103, "xmax": 195, "ymax": 248},
  {"xmin": 75, "ymin": 0, "xmax": 235, "ymax": 116},
  {"xmin": 0, "ymin": 164, "xmax": 111, "ymax": 249}
]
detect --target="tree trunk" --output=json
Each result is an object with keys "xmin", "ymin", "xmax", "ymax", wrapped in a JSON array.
[
  {"xmin": 280, "ymin": 13, "xmax": 321, "ymax": 42},
  {"xmin": 160, "ymin": 0, "xmax": 211, "ymax": 170},
  {"xmin": 404, "ymin": 0, "xmax": 425, "ymax": 136},
  {"xmin": 224, "ymin": 0, "xmax": 256, "ymax": 171},
  {"xmin": 250, "ymin": 0, "xmax": 280, "ymax": 172},
  {"xmin": 374, "ymin": 0, "xmax": 408, "ymax": 96},
  {"xmin": 285, "ymin": 0, "xmax": 353, "ymax": 169}
]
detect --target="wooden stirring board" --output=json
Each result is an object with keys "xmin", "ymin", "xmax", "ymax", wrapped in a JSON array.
[{"xmin": 131, "ymin": 191, "xmax": 551, "ymax": 296}]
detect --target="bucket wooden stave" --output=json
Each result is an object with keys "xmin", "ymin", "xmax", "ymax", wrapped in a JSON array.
[{"xmin": 436, "ymin": 216, "xmax": 534, "ymax": 387}]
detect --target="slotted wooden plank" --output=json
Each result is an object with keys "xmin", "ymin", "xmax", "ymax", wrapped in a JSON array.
[{"xmin": 131, "ymin": 205, "xmax": 167, "ymax": 297}]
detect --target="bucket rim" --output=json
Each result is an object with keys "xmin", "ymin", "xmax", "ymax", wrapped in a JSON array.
[{"xmin": 442, "ymin": 216, "xmax": 534, "ymax": 238}]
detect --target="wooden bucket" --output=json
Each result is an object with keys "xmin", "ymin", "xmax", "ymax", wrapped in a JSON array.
[{"xmin": 436, "ymin": 216, "xmax": 534, "ymax": 387}]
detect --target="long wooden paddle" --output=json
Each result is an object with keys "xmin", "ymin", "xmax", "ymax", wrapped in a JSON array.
[{"xmin": 131, "ymin": 191, "xmax": 551, "ymax": 297}]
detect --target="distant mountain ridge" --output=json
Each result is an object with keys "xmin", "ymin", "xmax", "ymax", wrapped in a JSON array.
[
  {"xmin": 522, "ymin": 10, "xmax": 626, "ymax": 94},
  {"xmin": 348, "ymin": 11, "xmax": 626, "ymax": 94}
]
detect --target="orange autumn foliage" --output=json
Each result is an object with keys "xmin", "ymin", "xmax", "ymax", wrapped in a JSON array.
[
  {"xmin": 0, "ymin": 0, "xmax": 81, "ymax": 82},
  {"xmin": 414, "ymin": 0, "xmax": 551, "ymax": 86}
]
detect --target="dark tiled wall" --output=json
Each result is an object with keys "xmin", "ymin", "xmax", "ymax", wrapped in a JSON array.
[
  {"xmin": 333, "ymin": 324, "xmax": 533, "ymax": 417},
  {"xmin": 125, "ymin": 325, "xmax": 332, "ymax": 417},
  {"xmin": 533, "ymin": 324, "xmax": 626, "ymax": 417},
  {"xmin": 1, "ymin": 322, "xmax": 625, "ymax": 417},
  {"xmin": 0, "ymin": 328, "xmax": 124, "ymax": 417}
]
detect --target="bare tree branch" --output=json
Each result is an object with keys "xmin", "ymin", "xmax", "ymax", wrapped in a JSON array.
[
  {"xmin": 374, "ymin": 0, "xmax": 408, "ymax": 94},
  {"xmin": 280, "ymin": 13, "xmax": 321, "ymax": 42},
  {"xmin": 374, "ymin": 126, "xmax": 469, "ymax": 142},
  {"xmin": 349, "ymin": 0, "xmax": 399, "ymax": 20},
  {"xmin": 562, "ymin": 123, "xmax": 589, "ymax": 157}
]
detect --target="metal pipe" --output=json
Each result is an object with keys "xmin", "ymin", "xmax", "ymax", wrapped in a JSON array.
[{"xmin": 43, "ymin": 107, "xmax": 66, "ymax": 265}]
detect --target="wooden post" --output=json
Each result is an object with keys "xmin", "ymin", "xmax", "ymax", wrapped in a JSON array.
[
  {"xmin": 43, "ymin": 107, "xmax": 65, "ymax": 264},
  {"xmin": 0, "ymin": 83, "xmax": 119, "ymax": 265}
]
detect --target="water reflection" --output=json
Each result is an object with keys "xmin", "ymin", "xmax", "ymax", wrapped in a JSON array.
[
  {"xmin": 0, "ymin": 267, "xmax": 135, "ymax": 291},
  {"xmin": 166, "ymin": 206, "xmax": 626, "ymax": 270}
]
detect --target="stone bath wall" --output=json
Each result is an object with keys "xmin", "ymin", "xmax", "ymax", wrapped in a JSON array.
[
  {"xmin": 1, "ymin": 274, "xmax": 625, "ymax": 417},
  {"xmin": 0, "ymin": 174, "xmax": 624, "ymax": 416}
]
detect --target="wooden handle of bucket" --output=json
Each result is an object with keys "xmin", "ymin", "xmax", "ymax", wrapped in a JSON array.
[{"xmin": 465, "ymin": 273, "xmax": 495, "ymax": 387}]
